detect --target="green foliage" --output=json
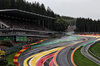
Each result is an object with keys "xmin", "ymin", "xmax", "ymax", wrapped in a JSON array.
[
  {"xmin": 6, "ymin": 52, "xmax": 17, "ymax": 66},
  {"xmin": 53, "ymin": 16, "xmax": 68, "ymax": 31},
  {"xmin": 7, "ymin": 64, "xmax": 14, "ymax": 66},
  {"xmin": 61, "ymin": 16, "xmax": 76, "ymax": 26},
  {"xmin": 66, "ymin": 19, "xmax": 76, "ymax": 26},
  {"xmin": 74, "ymin": 47, "xmax": 99, "ymax": 66},
  {"xmin": 52, "ymin": 15, "xmax": 76, "ymax": 31}
]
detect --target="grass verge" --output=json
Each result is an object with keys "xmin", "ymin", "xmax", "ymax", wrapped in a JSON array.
[
  {"xmin": 91, "ymin": 42, "xmax": 100, "ymax": 58},
  {"xmin": 73, "ymin": 46, "xmax": 99, "ymax": 66},
  {"xmin": 6, "ymin": 52, "xmax": 17, "ymax": 66}
]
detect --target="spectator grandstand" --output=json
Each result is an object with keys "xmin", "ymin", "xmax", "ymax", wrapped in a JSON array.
[
  {"xmin": 0, "ymin": 9, "xmax": 55, "ymax": 31},
  {"xmin": 0, "ymin": 9, "xmax": 66, "ymax": 65},
  {"xmin": 0, "ymin": 9, "xmax": 59, "ymax": 49},
  {"xmin": 0, "ymin": 9, "xmax": 58, "ymax": 38},
  {"xmin": 0, "ymin": 18, "xmax": 49, "ymax": 31}
]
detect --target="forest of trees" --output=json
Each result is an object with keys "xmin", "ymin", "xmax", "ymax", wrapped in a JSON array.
[
  {"xmin": 53, "ymin": 15, "xmax": 76, "ymax": 31},
  {"xmin": 75, "ymin": 18, "xmax": 100, "ymax": 32},
  {"xmin": 0, "ymin": 0, "xmax": 55, "ymax": 17},
  {"xmin": 61, "ymin": 16, "xmax": 76, "ymax": 26},
  {"xmin": 0, "ymin": 0, "xmax": 76, "ymax": 31}
]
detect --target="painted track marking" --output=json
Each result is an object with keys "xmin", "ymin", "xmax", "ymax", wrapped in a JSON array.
[
  {"xmin": 36, "ymin": 53, "xmax": 55, "ymax": 66},
  {"xmin": 29, "ymin": 47, "xmax": 63, "ymax": 66},
  {"xmin": 53, "ymin": 38, "xmax": 87, "ymax": 66}
]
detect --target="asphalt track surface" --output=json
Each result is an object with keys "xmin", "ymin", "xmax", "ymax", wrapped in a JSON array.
[
  {"xmin": 81, "ymin": 41, "xmax": 100, "ymax": 65},
  {"xmin": 18, "ymin": 35, "xmax": 99, "ymax": 66},
  {"xmin": 18, "ymin": 36, "xmax": 83, "ymax": 66},
  {"xmin": 29, "ymin": 47, "xmax": 63, "ymax": 66},
  {"xmin": 55, "ymin": 37, "xmax": 97, "ymax": 66}
]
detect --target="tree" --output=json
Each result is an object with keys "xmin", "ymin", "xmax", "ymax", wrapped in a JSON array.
[
  {"xmin": 40, "ymin": 3, "xmax": 46, "ymax": 15},
  {"xmin": 53, "ymin": 16, "xmax": 68, "ymax": 31},
  {"xmin": 46, "ymin": 7, "xmax": 51, "ymax": 16},
  {"xmin": 0, "ymin": 0, "xmax": 10, "ymax": 9},
  {"xmin": 9, "ymin": 0, "xmax": 15, "ymax": 9},
  {"xmin": 75, "ymin": 18, "xmax": 100, "ymax": 32}
]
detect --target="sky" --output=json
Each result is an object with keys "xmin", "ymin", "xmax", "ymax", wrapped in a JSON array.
[{"xmin": 26, "ymin": 0, "xmax": 100, "ymax": 20}]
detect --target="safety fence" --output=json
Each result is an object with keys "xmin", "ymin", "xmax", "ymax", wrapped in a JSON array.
[
  {"xmin": 5, "ymin": 39, "xmax": 47, "ymax": 56},
  {"xmin": 5, "ymin": 44, "xmax": 22, "ymax": 56}
]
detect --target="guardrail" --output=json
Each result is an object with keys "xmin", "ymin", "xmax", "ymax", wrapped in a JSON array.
[
  {"xmin": 75, "ymin": 32, "xmax": 100, "ymax": 34},
  {"xmin": 89, "ymin": 41, "xmax": 100, "ymax": 60}
]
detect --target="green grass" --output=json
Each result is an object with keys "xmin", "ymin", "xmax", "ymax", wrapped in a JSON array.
[
  {"xmin": 66, "ymin": 35, "xmax": 71, "ymax": 36},
  {"xmin": 73, "ymin": 46, "xmax": 99, "ymax": 66},
  {"xmin": 91, "ymin": 43, "xmax": 100, "ymax": 58},
  {"xmin": 6, "ymin": 52, "xmax": 17, "ymax": 66}
]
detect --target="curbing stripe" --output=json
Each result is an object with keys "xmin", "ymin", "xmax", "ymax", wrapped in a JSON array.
[
  {"xmin": 13, "ymin": 47, "xmax": 30, "ymax": 66},
  {"xmin": 36, "ymin": 53, "xmax": 55, "ymax": 66},
  {"xmin": 13, "ymin": 39, "xmax": 47, "ymax": 66},
  {"xmin": 71, "ymin": 47, "xmax": 80, "ymax": 66}
]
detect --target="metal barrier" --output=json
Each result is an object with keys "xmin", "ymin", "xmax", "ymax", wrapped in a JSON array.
[{"xmin": 89, "ymin": 41, "xmax": 100, "ymax": 60}]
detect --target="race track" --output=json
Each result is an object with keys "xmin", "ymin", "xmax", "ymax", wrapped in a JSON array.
[{"xmin": 18, "ymin": 35, "xmax": 100, "ymax": 66}]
